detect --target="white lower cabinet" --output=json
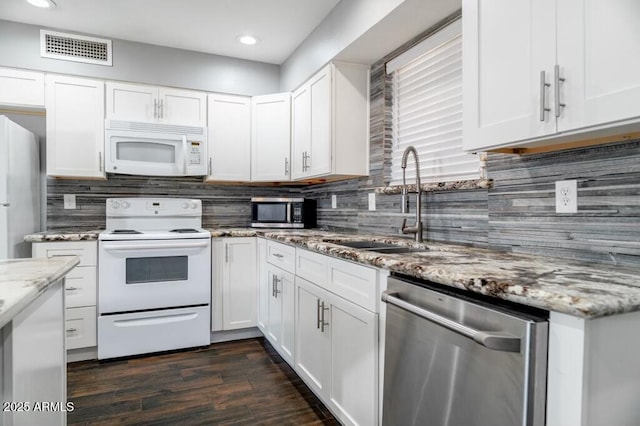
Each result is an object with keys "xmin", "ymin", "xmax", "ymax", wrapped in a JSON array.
[
  {"xmin": 266, "ymin": 266, "xmax": 295, "ymax": 365},
  {"xmin": 217, "ymin": 238, "xmax": 257, "ymax": 330},
  {"xmin": 294, "ymin": 251, "xmax": 379, "ymax": 426},
  {"xmin": 33, "ymin": 241, "xmax": 97, "ymax": 360}
]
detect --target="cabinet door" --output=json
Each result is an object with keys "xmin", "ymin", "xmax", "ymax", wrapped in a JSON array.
[
  {"xmin": 266, "ymin": 268, "xmax": 283, "ymax": 346},
  {"xmin": 291, "ymin": 85, "xmax": 311, "ymax": 179},
  {"xmin": 557, "ymin": 0, "xmax": 640, "ymax": 132},
  {"xmin": 295, "ymin": 277, "xmax": 330, "ymax": 396},
  {"xmin": 257, "ymin": 238, "xmax": 269, "ymax": 333},
  {"xmin": 222, "ymin": 238, "xmax": 257, "ymax": 330},
  {"xmin": 307, "ymin": 66, "xmax": 332, "ymax": 177},
  {"xmin": 105, "ymin": 81, "xmax": 157, "ymax": 123},
  {"xmin": 159, "ymin": 87, "xmax": 207, "ymax": 127},
  {"xmin": 206, "ymin": 94, "xmax": 251, "ymax": 181},
  {"xmin": 0, "ymin": 67, "xmax": 44, "ymax": 107},
  {"xmin": 462, "ymin": 0, "xmax": 556, "ymax": 152},
  {"xmin": 46, "ymin": 75, "xmax": 105, "ymax": 178},
  {"xmin": 251, "ymin": 93, "xmax": 291, "ymax": 181},
  {"xmin": 328, "ymin": 294, "xmax": 378, "ymax": 426},
  {"xmin": 280, "ymin": 270, "xmax": 295, "ymax": 366}
]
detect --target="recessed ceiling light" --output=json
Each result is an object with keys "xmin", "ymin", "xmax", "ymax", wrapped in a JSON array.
[
  {"xmin": 237, "ymin": 35, "xmax": 258, "ymax": 46},
  {"xmin": 26, "ymin": 0, "xmax": 56, "ymax": 8}
]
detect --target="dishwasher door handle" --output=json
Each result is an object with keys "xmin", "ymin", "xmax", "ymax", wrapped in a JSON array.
[{"xmin": 381, "ymin": 290, "xmax": 521, "ymax": 352}]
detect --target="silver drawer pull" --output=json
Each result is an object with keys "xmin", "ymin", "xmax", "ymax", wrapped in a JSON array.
[
  {"xmin": 272, "ymin": 253, "xmax": 284, "ymax": 259},
  {"xmin": 66, "ymin": 328, "xmax": 77, "ymax": 333},
  {"xmin": 65, "ymin": 286, "xmax": 78, "ymax": 291},
  {"xmin": 381, "ymin": 290, "xmax": 521, "ymax": 352}
]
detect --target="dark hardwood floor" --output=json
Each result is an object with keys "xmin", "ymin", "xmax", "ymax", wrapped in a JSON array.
[{"xmin": 67, "ymin": 338, "xmax": 339, "ymax": 425}]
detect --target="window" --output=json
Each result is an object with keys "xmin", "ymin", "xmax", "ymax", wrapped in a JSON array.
[{"xmin": 387, "ymin": 19, "xmax": 479, "ymax": 184}]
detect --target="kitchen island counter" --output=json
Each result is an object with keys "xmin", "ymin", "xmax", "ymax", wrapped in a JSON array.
[{"xmin": 0, "ymin": 256, "xmax": 79, "ymax": 329}]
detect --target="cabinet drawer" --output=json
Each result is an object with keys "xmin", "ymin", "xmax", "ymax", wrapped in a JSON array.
[
  {"xmin": 64, "ymin": 266, "xmax": 96, "ymax": 308},
  {"xmin": 65, "ymin": 306, "xmax": 97, "ymax": 350},
  {"xmin": 327, "ymin": 258, "xmax": 378, "ymax": 312},
  {"xmin": 296, "ymin": 248, "xmax": 328, "ymax": 286},
  {"xmin": 267, "ymin": 241, "xmax": 296, "ymax": 274},
  {"xmin": 33, "ymin": 241, "xmax": 97, "ymax": 267}
]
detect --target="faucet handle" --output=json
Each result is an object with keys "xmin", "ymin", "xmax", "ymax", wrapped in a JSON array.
[{"xmin": 400, "ymin": 218, "xmax": 407, "ymax": 233}]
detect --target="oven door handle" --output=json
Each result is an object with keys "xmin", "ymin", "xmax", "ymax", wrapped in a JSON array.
[
  {"xmin": 381, "ymin": 290, "xmax": 521, "ymax": 352},
  {"xmin": 102, "ymin": 241, "xmax": 209, "ymax": 251}
]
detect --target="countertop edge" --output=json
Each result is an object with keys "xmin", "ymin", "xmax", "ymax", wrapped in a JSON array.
[{"xmin": 0, "ymin": 257, "xmax": 80, "ymax": 329}]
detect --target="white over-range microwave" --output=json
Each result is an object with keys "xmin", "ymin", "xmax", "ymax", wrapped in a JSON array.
[{"xmin": 105, "ymin": 120, "xmax": 207, "ymax": 177}]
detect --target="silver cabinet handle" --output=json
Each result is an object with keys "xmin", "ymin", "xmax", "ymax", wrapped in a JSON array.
[
  {"xmin": 316, "ymin": 298, "xmax": 322, "ymax": 330},
  {"xmin": 98, "ymin": 152, "xmax": 102, "ymax": 172},
  {"xmin": 66, "ymin": 328, "xmax": 77, "ymax": 333},
  {"xmin": 539, "ymin": 70, "xmax": 551, "ymax": 122},
  {"xmin": 208, "ymin": 157, "xmax": 212, "ymax": 176},
  {"xmin": 65, "ymin": 286, "xmax": 78, "ymax": 291},
  {"xmin": 274, "ymin": 276, "xmax": 281, "ymax": 297},
  {"xmin": 272, "ymin": 275, "xmax": 276, "ymax": 297},
  {"xmin": 554, "ymin": 64, "xmax": 566, "ymax": 118},
  {"xmin": 284, "ymin": 157, "xmax": 289, "ymax": 176},
  {"xmin": 160, "ymin": 99, "xmax": 164, "ymax": 119},
  {"xmin": 272, "ymin": 253, "xmax": 284, "ymax": 259},
  {"xmin": 154, "ymin": 99, "xmax": 158, "ymax": 119},
  {"xmin": 320, "ymin": 301, "xmax": 329, "ymax": 332},
  {"xmin": 225, "ymin": 244, "xmax": 229, "ymax": 263},
  {"xmin": 381, "ymin": 290, "xmax": 521, "ymax": 352}
]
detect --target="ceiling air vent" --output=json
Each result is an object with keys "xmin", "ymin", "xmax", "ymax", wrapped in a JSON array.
[{"xmin": 40, "ymin": 30, "xmax": 112, "ymax": 66}]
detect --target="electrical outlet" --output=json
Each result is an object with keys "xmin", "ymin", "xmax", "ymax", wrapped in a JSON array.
[
  {"xmin": 555, "ymin": 180, "xmax": 577, "ymax": 213},
  {"xmin": 331, "ymin": 194, "xmax": 337, "ymax": 209},
  {"xmin": 368, "ymin": 193, "xmax": 376, "ymax": 211},
  {"xmin": 64, "ymin": 194, "xmax": 76, "ymax": 209}
]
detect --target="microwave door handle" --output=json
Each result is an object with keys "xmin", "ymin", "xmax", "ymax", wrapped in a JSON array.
[
  {"xmin": 182, "ymin": 136, "xmax": 188, "ymax": 175},
  {"xmin": 286, "ymin": 203, "xmax": 292, "ymax": 223}
]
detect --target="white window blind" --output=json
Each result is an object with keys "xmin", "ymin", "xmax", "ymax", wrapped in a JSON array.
[{"xmin": 389, "ymin": 19, "xmax": 479, "ymax": 185}]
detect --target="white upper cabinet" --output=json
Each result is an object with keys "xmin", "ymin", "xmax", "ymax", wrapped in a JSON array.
[
  {"xmin": 206, "ymin": 93, "xmax": 251, "ymax": 182},
  {"xmin": 106, "ymin": 81, "xmax": 206, "ymax": 127},
  {"xmin": 0, "ymin": 67, "xmax": 45, "ymax": 107},
  {"xmin": 291, "ymin": 62, "xmax": 370, "ymax": 180},
  {"xmin": 463, "ymin": 0, "xmax": 640, "ymax": 153},
  {"xmin": 251, "ymin": 93, "xmax": 291, "ymax": 182},
  {"xmin": 46, "ymin": 74, "xmax": 105, "ymax": 179}
]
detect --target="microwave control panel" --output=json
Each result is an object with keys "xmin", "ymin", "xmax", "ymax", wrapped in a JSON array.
[
  {"xmin": 292, "ymin": 204, "xmax": 303, "ymax": 223},
  {"xmin": 189, "ymin": 141, "xmax": 203, "ymax": 165}
]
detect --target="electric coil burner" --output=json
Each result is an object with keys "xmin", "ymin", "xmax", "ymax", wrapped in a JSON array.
[{"xmin": 97, "ymin": 198, "xmax": 211, "ymax": 359}]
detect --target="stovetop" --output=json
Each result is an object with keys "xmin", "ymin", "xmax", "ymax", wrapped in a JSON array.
[{"xmin": 99, "ymin": 228, "xmax": 211, "ymax": 241}]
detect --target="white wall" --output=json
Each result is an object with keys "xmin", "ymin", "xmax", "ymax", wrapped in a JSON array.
[
  {"xmin": 279, "ymin": 0, "xmax": 405, "ymax": 91},
  {"xmin": 0, "ymin": 20, "xmax": 280, "ymax": 96}
]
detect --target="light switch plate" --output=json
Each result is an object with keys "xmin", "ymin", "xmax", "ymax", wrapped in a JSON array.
[
  {"xmin": 368, "ymin": 193, "xmax": 376, "ymax": 211},
  {"xmin": 63, "ymin": 194, "xmax": 76, "ymax": 209},
  {"xmin": 331, "ymin": 194, "xmax": 337, "ymax": 209},
  {"xmin": 555, "ymin": 180, "xmax": 577, "ymax": 213}
]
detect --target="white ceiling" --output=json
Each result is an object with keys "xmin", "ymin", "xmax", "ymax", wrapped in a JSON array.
[{"xmin": 0, "ymin": 0, "xmax": 341, "ymax": 64}]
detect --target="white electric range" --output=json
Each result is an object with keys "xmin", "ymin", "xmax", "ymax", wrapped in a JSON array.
[{"xmin": 97, "ymin": 198, "xmax": 211, "ymax": 359}]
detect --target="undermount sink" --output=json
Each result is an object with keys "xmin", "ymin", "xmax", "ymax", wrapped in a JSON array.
[
  {"xmin": 335, "ymin": 241, "xmax": 400, "ymax": 250},
  {"xmin": 335, "ymin": 240, "xmax": 428, "ymax": 254}
]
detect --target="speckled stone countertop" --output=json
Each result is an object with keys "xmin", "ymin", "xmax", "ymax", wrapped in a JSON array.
[
  {"xmin": 0, "ymin": 257, "xmax": 80, "ymax": 329},
  {"xmin": 24, "ymin": 230, "xmax": 102, "ymax": 242},
  {"xmin": 209, "ymin": 228, "xmax": 640, "ymax": 319},
  {"xmin": 25, "ymin": 228, "xmax": 640, "ymax": 318}
]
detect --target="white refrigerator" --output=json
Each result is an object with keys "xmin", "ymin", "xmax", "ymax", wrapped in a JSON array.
[{"xmin": 0, "ymin": 116, "xmax": 40, "ymax": 259}]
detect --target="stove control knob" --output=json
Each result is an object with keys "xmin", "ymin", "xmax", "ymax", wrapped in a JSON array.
[
  {"xmin": 111, "ymin": 201, "xmax": 120, "ymax": 209},
  {"xmin": 121, "ymin": 201, "xmax": 130, "ymax": 209},
  {"xmin": 182, "ymin": 202, "xmax": 189, "ymax": 209},
  {"xmin": 190, "ymin": 202, "xmax": 198, "ymax": 209}
]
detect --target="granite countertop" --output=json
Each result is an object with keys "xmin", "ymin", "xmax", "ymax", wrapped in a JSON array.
[
  {"xmin": 0, "ymin": 257, "xmax": 80, "ymax": 329},
  {"xmin": 24, "ymin": 230, "xmax": 102, "ymax": 242},
  {"xmin": 208, "ymin": 228, "xmax": 640, "ymax": 319},
  {"xmin": 25, "ymin": 228, "xmax": 640, "ymax": 319}
]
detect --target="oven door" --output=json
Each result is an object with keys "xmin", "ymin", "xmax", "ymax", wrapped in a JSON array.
[
  {"xmin": 105, "ymin": 130, "xmax": 206, "ymax": 176},
  {"xmin": 98, "ymin": 238, "xmax": 211, "ymax": 313}
]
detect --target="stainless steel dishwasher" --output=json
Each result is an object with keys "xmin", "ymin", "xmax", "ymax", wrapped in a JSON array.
[{"xmin": 381, "ymin": 274, "xmax": 548, "ymax": 426}]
